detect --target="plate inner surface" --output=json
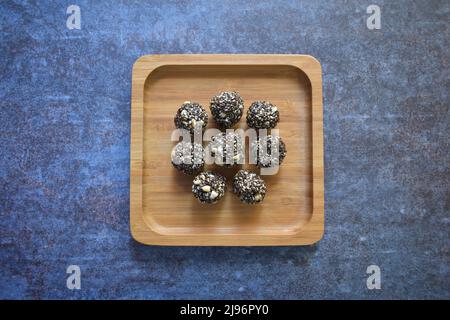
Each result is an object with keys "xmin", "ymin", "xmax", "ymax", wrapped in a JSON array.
[{"xmin": 142, "ymin": 65, "xmax": 312, "ymax": 235}]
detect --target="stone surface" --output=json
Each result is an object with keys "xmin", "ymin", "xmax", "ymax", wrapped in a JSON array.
[{"xmin": 0, "ymin": 0, "xmax": 449, "ymax": 299}]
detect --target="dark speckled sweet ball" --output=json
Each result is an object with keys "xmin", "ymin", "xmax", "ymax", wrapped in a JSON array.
[
  {"xmin": 232, "ymin": 170, "xmax": 267, "ymax": 204},
  {"xmin": 174, "ymin": 101, "xmax": 208, "ymax": 134},
  {"xmin": 171, "ymin": 141, "xmax": 204, "ymax": 175},
  {"xmin": 210, "ymin": 91, "xmax": 244, "ymax": 128},
  {"xmin": 252, "ymin": 135, "xmax": 287, "ymax": 168},
  {"xmin": 208, "ymin": 132, "xmax": 244, "ymax": 167},
  {"xmin": 192, "ymin": 171, "xmax": 227, "ymax": 204},
  {"xmin": 246, "ymin": 101, "xmax": 279, "ymax": 129}
]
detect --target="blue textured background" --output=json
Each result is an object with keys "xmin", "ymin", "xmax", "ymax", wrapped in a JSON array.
[{"xmin": 0, "ymin": 0, "xmax": 449, "ymax": 299}]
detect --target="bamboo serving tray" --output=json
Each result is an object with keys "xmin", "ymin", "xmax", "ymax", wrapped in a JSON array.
[{"xmin": 130, "ymin": 54, "xmax": 324, "ymax": 246}]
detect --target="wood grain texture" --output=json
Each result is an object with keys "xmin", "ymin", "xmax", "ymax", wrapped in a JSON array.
[{"xmin": 130, "ymin": 54, "xmax": 324, "ymax": 246}]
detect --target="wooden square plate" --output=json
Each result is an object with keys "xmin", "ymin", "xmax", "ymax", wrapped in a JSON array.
[{"xmin": 130, "ymin": 54, "xmax": 324, "ymax": 246}]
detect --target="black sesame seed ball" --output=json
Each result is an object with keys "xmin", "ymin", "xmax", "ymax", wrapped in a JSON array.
[
  {"xmin": 251, "ymin": 135, "xmax": 287, "ymax": 168},
  {"xmin": 208, "ymin": 132, "xmax": 244, "ymax": 167},
  {"xmin": 210, "ymin": 91, "xmax": 244, "ymax": 128},
  {"xmin": 232, "ymin": 170, "xmax": 267, "ymax": 204},
  {"xmin": 174, "ymin": 101, "xmax": 208, "ymax": 134},
  {"xmin": 192, "ymin": 171, "xmax": 227, "ymax": 204},
  {"xmin": 171, "ymin": 141, "xmax": 204, "ymax": 175},
  {"xmin": 246, "ymin": 101, "xmax": 279, "ymax": 129}
]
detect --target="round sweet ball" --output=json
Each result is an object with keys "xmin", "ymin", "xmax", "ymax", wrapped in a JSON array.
[
  {"xmin": 192, "ymin": 171, "xmax": 227, "ymax": 204},
  {"xmin": 246, "ymin": 101, "xmax": 279, "ymax": 129},
  {"xmin": 208, "ymin": 132, "xmax": 244, "ymax": 167},
  {"xmin": 171, "ymin": 141, "xmax": 204, "ymax": 175},
  {"xmin": 174, "ymin": 101, "xmax": 208, "ymax": 134},
  {"xmin": 252, "ymin": 135, "xmax": 287, "ymax": 168},
  {"xmin": 232, "ymin": 170, "xmax": 267, "ymax": 204},
  {"xmin": 210, "ymin": 91, "xmax": 244, "ymax": 128}
]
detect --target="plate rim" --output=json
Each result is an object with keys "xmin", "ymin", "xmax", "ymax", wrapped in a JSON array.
[{"xmin": 130, "ymin": 54, "xmax": 324, "ymax": 246}]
